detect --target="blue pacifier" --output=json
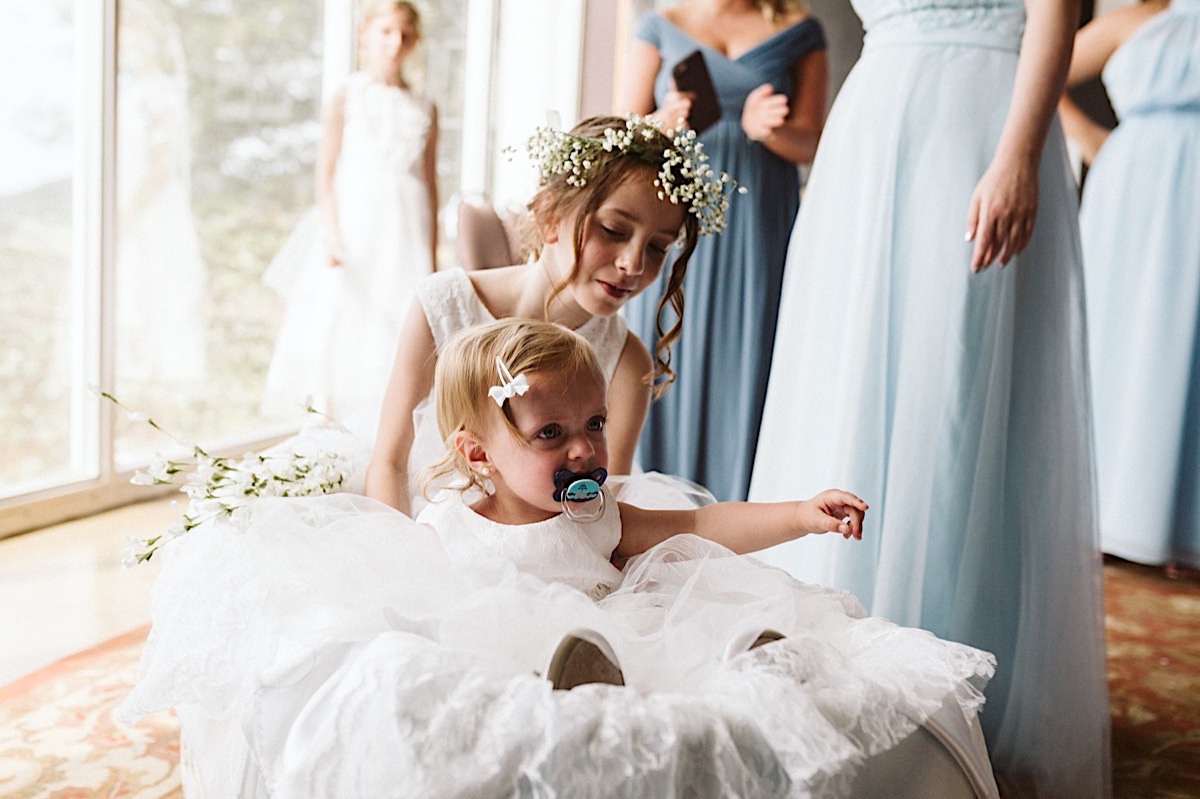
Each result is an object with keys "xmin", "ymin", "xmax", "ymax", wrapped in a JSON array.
[{"xmin": 553, "ymin": 468, "xmax": 608, "ymax": 523}]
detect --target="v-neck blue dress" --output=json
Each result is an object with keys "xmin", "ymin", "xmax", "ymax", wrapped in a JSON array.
[{"xmin": 626, "ymin": 12, "xmax": 826, "ymax": 501}]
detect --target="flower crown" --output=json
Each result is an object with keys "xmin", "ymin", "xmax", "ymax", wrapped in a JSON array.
[{"xmin": 514, "ymin": 115, "xmax": 742, "ymax": 237}]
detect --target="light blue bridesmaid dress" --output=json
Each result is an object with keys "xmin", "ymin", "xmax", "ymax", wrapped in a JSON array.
[
  {"xmin": 1081, "ymin": 0, "xmax": 1200, "ymax": 569},
  {"xmin": 626, "ymin": 13, "xmax": 826, "ymax": 501},
  {"xmin": 747, "ymin": 0, "xmax": 1111, "ymax": 796}
]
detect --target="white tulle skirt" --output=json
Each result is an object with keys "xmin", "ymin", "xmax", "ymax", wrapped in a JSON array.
[
  {"xmin": 748, "ymin": 30, "xmax": 1110, "ymax": 799},
  {"xmin": 121, "ymin": 474, "xmax": 995, "ymax": 798},
  {"xmin": 260, "ymin": 166, "xmax": 432, "ymax": 420}
]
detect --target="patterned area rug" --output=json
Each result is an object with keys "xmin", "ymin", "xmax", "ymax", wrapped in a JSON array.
[
  {"xmin": 0, "ymin": 625, "xmax": 181, "ymax": 798},
  {"xmin": 0, "ymin": 560, "xmax": 1195, "ymax": 798},
  {"xmin": 1104, "ymin": 558, "xmax": 1200, "ymax": 799}
]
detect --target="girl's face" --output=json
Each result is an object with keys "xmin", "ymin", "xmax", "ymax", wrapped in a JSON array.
[
  {"xmin": 480, "ymin": 371, "xmax": 609, "ymax": 523},
  {"xmin": 360, "ymin": 7, "xmax": 419, "ymax": 73},
  {"xmin": 549, "ymin": 176, "xmax": 685, "ymax": 319}
]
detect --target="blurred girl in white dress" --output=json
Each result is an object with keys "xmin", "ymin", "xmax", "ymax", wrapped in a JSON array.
[{"xmin": 262, "ymin": 1, "xmax": 438, "ymax": 419}]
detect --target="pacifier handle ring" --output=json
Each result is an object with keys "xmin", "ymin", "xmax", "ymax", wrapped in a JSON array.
[{"xmin": 562, "ymin": 488, "xmax": 605, "ymax": 523}]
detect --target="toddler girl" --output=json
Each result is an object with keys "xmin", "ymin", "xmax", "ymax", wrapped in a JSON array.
[{"xmin": 123, "ymin": 318, "xmax": 998, "ymax": 798}]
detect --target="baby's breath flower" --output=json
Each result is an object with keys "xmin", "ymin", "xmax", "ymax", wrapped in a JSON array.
[
  {"xmin": 506, "ymin": 115, "xmax": 740, "ymax": 237},
  {"xmin": 100, "ymin": 392, "xmax": 354, "ymax": 564}
]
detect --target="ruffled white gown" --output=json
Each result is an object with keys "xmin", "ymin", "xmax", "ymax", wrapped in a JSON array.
[
  {"xmin": 262, "ymin": 73, "xmax": 435, "ymax": 418},
  {"xmin": 747, "ymin": 0, "xmax": 1111, "ymax": 796},
  {"xmin": 121, "ymin": 480, "xmax": 995, "ymax": 798}
]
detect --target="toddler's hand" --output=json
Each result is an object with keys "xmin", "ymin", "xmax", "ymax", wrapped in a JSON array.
[{"xmin": 803, "ymin": 489, "xmax": 867, "ymax": 540}]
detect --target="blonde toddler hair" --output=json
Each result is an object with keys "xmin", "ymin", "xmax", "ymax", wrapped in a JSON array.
[{"xmin": 422, "ymin": 319, "xmax": 606, "ymax": 498}]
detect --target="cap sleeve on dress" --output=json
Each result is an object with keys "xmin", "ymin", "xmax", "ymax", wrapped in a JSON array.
[
  {"xmin": 416, "ymin": 268, "xmax": 494, "ymax": 351},
  {"xmin": 635, "ymin": 11, "xmax": 664, "ymax": 47}
]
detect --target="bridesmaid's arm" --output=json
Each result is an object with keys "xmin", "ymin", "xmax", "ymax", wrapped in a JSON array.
[
  {"xmin": 364, "ymin": 297, "xmax": 437, "ymax": 514},
  {"xmin": 606, "ymin": 332, "xmax": 653, "ymax": 474},
  {"xmin": 965, "ymin": 0, "xmax": 1078, "ymax": 271},
  {"xmin": 743, "ymin": 48, "xmax": 829, "ymax": 165},
  {"xmin": 618, "ymin": 39, "xmax": 695, "ymax": 130},
  {"xmin": 1058, "ymin": 98, "xmax": 1109, "ymax": 167},
  {"xmin": 1059, "ymin": 1, "xmax": 1164, "ymax": 165}
]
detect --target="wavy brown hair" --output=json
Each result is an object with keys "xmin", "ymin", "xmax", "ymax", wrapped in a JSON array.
[
  {"xmin": 757, "ymin": 0, "xmax": 808, "ymax": 22},
  {"xmin": 527, "ymin": 116, "xmax": 700, "ymax": 398}
]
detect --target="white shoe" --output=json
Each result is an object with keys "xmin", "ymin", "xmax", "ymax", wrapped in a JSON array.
[{"xmin": 724, "ymin": 628, "xmax": 786, "ymax": 660}]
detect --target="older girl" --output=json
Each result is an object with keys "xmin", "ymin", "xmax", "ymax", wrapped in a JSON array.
[{"xmin": 365, "ymin": 114, "xmax": 731, "ymax": 515}]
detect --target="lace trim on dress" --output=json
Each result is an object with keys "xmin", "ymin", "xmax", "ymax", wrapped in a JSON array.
[{"xmin": 416, "ymin": 268, "xmax": 630, "ymax": 381}]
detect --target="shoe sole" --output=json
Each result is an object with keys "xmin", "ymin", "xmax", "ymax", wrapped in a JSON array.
[{"xmin": 547, "ymin": 636, "xmax": 625, "ymax": 690}]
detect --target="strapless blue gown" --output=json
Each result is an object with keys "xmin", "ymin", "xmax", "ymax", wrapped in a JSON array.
[{"xmin": 1081, "ymin": 0, "xmax": 1200, "ymax": 569}]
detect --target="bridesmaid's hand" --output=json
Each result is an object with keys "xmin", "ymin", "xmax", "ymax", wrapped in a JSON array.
[
  {"xmin": 653, "ymin": 88, "xmax": 694, "ymax": 132},
  {"xmin": 741, "ymin": 83, "xmax": 789, "ymax": 142},
  {"xmin": 965, "ymin": 156, "xmax": 1039, "ymax": 272}
]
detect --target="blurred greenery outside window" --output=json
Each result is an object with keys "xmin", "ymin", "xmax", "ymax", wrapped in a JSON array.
[{"xmin": 0, "ymin": 0, "xmax": 466, "ymax": 514}]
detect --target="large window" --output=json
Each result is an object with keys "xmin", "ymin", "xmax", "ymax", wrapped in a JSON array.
[
  {"xmin": 0, "ymin": 1, "xmax": 97, "ymax": 500},
  {"xmin": 1, "ymin": 0, "xmax": 594, "ymax": 537},
  {"xmin": 112, "ymin": 0, "xmax": 327, "ymax": 469}
]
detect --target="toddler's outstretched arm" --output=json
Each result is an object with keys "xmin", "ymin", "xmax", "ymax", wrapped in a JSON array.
[{"xmin": 615, "ymin": 490, "xmax": 867, "ymax": 559}]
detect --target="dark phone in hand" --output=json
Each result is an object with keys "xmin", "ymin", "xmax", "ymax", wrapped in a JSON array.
[{"xmin": 670, "ymin": 50, "xmax": 721, "ymax": 134}]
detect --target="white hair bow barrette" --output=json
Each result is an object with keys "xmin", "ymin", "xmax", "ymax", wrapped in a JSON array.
[{"xmin": 488, "ymin": 356, "xmax": 529, "ymax": 407}]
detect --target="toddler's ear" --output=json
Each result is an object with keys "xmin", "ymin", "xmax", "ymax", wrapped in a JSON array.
[{"xmin": 453, "ymin": 430, "xmax": 492, "ymax": 477}]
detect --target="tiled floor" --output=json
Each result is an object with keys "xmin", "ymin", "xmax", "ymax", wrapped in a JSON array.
[{"xmin": 0, "ymin": 498, "xmax": 175, "ymax": 686}]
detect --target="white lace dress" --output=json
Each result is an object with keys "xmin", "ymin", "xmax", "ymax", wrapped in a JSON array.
[
  {"xmin": 122, "ymin": 484, "xmax": 995, "ymax": 798},
  {"xmin": 405, "ymin": 268, "xmax": 630, "ymax": 512}
]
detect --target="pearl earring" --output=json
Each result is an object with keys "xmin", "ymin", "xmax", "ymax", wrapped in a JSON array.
[{"xmin": 481, "ymin": 466, "xmax": 491, "ymax": 476}]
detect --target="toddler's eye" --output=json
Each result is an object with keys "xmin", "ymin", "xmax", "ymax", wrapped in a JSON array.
[
  {"xmin": 536, "ymin": 424, "xmax": 562, "ymax": 440},
  {"xmin": 586, "ymin": 416, "xmax": 606, "ymax": 432}
]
